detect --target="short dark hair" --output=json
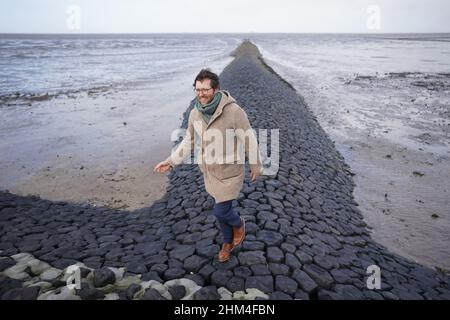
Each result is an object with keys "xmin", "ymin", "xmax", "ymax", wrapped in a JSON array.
[{"xmin": 193, "ymin": 69, "xmax": 220, "ymax": 89}]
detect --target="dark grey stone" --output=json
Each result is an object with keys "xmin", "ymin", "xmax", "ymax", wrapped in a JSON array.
[
  {"xmin": 144, "ymin": 254, "xmax": 169, "ymax": 268},
  {"xmin": 171, "ymin": 220, "xmax": 188, "ymax": 235},
  {"xmin": 268, "ymin": 263, "xmax": 290, "ymax": 276},
  {"xmin": 52, "ymin": 258, "xmax": 79, "ymax": 269},
  {"xmin": 168, "ymin": 285, "xmax": 186, "ymax": 300},
  {"xmin": 141, "ymin": 271, "xmax": 163, "ymax": 282},
  {"xmin": 303, "ymin": 264, "xmax": 334, "ymax": 289},
  {"xmin": 238, "ymin": 251, "xmax": 266, "ymax": 266},
  {"xmin": 270, "ymin": 291, "xmax": 293, "ymax": 300},
  {"xmin": 226, "ymin": 276, "xmax": 245, "ymax": 292},
  {"xmin": 143, "ymin": 288, "xmax": 167, "ymax": 300},
  {"xmin": 182, "ymin": 232, "xmax": 202, "ymax": 244},
  {"xmin": 98, "ymin": 235, "xmax": 121, "ymax": 243},
  {"xmin": 134, "ymin": 242, "xmax": 165, "ymax": 256},
  {"xmin": 193, "ymin": 286, "xmax": 221, "ymax": 300},
  {"xmin": 211, "ymin": 269, "xmax": 233, "ymax": 287},
  {"xmin": 334, "ymin": 284, "xmax": 366, "ymax": 300},
  {"xmin": 264, "ymin": 221, "xmax": 280, "ymax": 231},
  {"xmin": 0, "ymin": 257, "xmax": 15, "ymax": 272},
  {"xmin": 314, "ymin": 254, "xmax": 339, "ymax": 270},
  {"xmin": 168, "ymin": 258, "xmax": 184, "ymax": 269},
  {"xmin": 93, "ymin": 267, "xmax": 116, "ymax": 288},
  {"xmin": 150, "ymin": 263, "xmax": 169, "ymax": 274},
  {"xmin": 185, "ymin": 274, "xmax": 205, "ymax": 287},
  {"xmin": 1, "ymin": 286, "xmax": 40, "ymax": 300},
  {"xmin": 294, "ymin": 251, "xmax": 313, "ymax": 265},
  {"xmin": 280, "ymin": 243, "xmax": 296, "ymax": 253},
  {"xmin": 245, "ymin": 276, "xmax": 274, "ymax": 293},
  {"xmin": 198, "ymin": 264, "xmax": 216, "ymax": 281},
  {"xmin": 256, "ymin": 230, "xmax": 283, "ymax": 246},
  {"xmin": 245, "ymin": 222, "xmax": 259, "ymax": 234},
  {"xmin": 163, "ymin": 268, "xmax": 186, "ymax": 281},
  {"xmin": 197, "ymin": 244, "xmax": 220, "ymax": 258},
  {"xmin": 242, "ymin": 241, "xmax": 265, "ymax": 251},
  {"xmin": 250, "ymin": 264, "xmax": 270, "ymax": 275},
  {"xmin": 285, "ymin": 253, "xmax": 302, "ymax": 270},
  {"xmin": 381, "ymin": 291, "xmax": 400, "ymax": 300},
  {"xmin": 292, "ymin": 269, "xmax": 318, "ymax": 293},
  {"xmin": 126, "ymin": 262, "xmax": 148, "ymax": 274},
  {"xmin": 317, "ymin": 289, "xmax": 340, "ymax": 300},
  {"xmin": 390, "ymin": 288, "xmax": 424, "ymax": 300},
  {"xmin": 213, "ymin": 255, "xmax": 239, "ymax": 270},
  {"xmin": 275, "ymin": 275, "xmax": 298, "ymax": 295},
  {"xmin": 363, "ymin": 290, "xmax": 384, "ymax": 300},
  {"xmin": 330, "ymin": 268, "xmax": 353, "ymax": 284},
  {"xmin": 184, "ymin": 255, "xmax": 209, "ymax": 273},
  {"xmin": 125, "ymin": 283, "xmax": 141, "ymax": 300},
  {"xmin": 76, "ymin": 284, "xmax": 106, "ymax": 300},
  {"xmin": 169, "ymin": 245, "xmax": 195, "ymax": 261},
  {"xmin": 257, "ymin": 211, "xmax": 278, "ymax": 221},
  {"xmin": 248, "ymin": 192, "xmax": 264, "ymax": 200},
  {"xmin": 294, "ymin": 289, "xmax": 310, "ymax": 300},
  {"xmin": 234, "ymin": 266, "xmax": 252, "ymax": 278},
  {"xmin": 267, "ymin": 246, "xmax": 284, "ymax": 263},
  {"xmin": 79, "ymin": 267, "xmax": 92, "ymax": 278}
]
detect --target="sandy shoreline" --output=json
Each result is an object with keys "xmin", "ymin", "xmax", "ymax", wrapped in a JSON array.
[
  {"xmin": 0, "ymin": 80, "xmax": 196, "ymax": 211},
  {"xmin": 338, "ymin": 135, "xmax": 450, "ymax": 272},
  {"xmin": 314, "ymin": 74, "xmax": 450, "ymax": 272},
  {"xmin": 0, "ymin": 51, "xmax": 238, "ymax": 212},
  {"xmin": 260, "ymin": 64, "xmax": 450, "ymax": 272}
]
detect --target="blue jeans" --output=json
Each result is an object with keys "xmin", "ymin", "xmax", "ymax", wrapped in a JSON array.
[{"xmin": 213, "ymin": 200, "xmax": 242, "ymax": 244}]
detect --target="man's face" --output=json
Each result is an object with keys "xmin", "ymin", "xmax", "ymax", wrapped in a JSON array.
[{"xmin": 195, "ymin": 79, "xmax": 218, "ymax": 105}]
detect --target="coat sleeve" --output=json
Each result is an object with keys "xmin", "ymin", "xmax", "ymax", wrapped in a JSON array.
[
  {"xmin": 233, "ymin": 105, "xmax": 262, "ymax": 174},
  {"xmin": 165, "ymin": 110, "xmax": 195, "ymax": 168}
]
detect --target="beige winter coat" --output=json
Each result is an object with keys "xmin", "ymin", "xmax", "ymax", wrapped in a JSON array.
[{"xmin": 166, "ymin": 90, "xmax": 262, "ymax": 203}]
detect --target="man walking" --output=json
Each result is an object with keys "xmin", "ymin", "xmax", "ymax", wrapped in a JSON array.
[{"xmin": 154, "ymin": 69, "xmax": 262, "ymax": 262}]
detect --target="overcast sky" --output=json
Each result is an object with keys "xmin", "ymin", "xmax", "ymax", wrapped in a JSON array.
[{"xmin": 1, "ymin": 0, "xmax": 449, "ymax": 33}]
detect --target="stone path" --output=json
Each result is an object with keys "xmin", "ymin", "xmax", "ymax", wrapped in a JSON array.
[{"xmin": 1, "ymin": 41, "xmax": 450, "ymax": 300}]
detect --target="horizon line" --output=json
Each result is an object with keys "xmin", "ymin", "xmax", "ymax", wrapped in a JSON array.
[{"xmin": 1, "ymin": 31, "xmax": 450, "ymax": 35}]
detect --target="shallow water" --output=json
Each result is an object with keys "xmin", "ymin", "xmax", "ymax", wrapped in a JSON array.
[{"xmin": 0, "ymin": 34, "xmax": 241, "ymax": 97}]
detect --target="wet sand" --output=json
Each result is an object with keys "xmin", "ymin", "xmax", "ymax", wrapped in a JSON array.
[
  {"xmin": 294, "ymin": 71, "xmax": 450, "ymax": 272},
  {"xmin": 0, "ymin": 80, "xmax": 195, "ymax": 211},
  {"xmin": 339, "ymin": 135, "xmax": 450, "ymax": 272}
]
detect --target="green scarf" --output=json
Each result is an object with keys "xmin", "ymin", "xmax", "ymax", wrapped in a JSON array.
[{"xmin": 194, "ymin": 92, "xmax": 222, "ymax": 124}]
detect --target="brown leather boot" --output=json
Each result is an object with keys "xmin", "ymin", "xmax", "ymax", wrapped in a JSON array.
[
  {"xmin": 218, "ymin": 243, "xmax": 233, "ymax": 262},
  {"xmin": 232, "ymin": 217, "xmax": 245, "ymax": 248}
]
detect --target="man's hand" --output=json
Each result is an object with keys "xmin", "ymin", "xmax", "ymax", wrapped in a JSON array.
[
  {"xmin": 251, "ymin": 170, "xmax": 260, "ymax": 182},
  {"xmin": 154, "ymin": 160, "xmax": 172, "ymax": 173}
]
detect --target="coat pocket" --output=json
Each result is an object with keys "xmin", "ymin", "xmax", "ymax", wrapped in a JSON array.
[{"xmin": 211, "ymin": 163, "xmax": 242, "ymax": 180}]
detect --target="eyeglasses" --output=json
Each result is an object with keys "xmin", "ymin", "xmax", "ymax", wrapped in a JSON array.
[{"xmin": 194, "ymin": 88, "xmax": 213, "ymax": 94}]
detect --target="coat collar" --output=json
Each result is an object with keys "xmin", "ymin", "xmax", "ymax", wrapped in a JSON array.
[{"xmin": 205, "ymin": 90, "xmax": 235, "ymax": 128}]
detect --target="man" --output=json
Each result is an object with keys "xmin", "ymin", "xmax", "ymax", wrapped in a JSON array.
[{"xmin": 154, "ymin": 69, "xmax": 262, "ymax": 262}]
